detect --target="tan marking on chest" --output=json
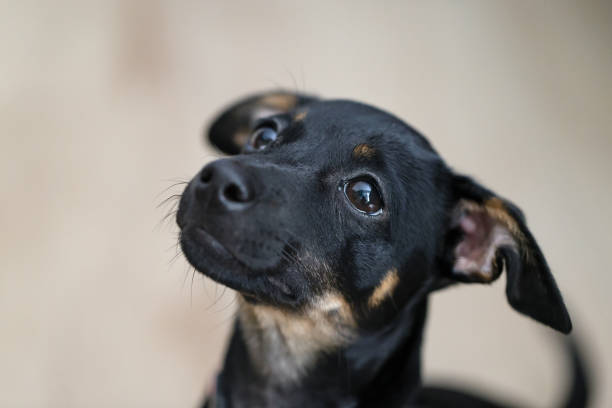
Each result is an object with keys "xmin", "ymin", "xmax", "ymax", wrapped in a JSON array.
[
  {"xmin": 238, "ymin": 293, "xmax": 356, "ymax": 383},
  {"xmin": 368, "ymin": 268, "xmax": 399, "ymax": 308}
]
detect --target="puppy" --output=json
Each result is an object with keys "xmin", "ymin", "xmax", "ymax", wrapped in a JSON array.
[{"xmin": 176, "ymin": 91, "xmax": 585, "ymax": 407}]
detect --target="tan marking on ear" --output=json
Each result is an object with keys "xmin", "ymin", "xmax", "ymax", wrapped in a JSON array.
[
  {"xmin": 460, "ymin": 198, "xmax": 523, "ymax": 240},
  {"xmin": 259, "ymin": 93, "xmax": 298, "ymax": 111},
  {"xmin": 368, "ymin": 268, "xmax": 399, "ymax": 308},
  {"xmin": 454, "ymin": 223, "xmax": 514, "ymax": 282},
  {"xmin": 294, "ymin": 110, "xmax": 308, "ymax": 121},
  {"xmin": 484, "ymin": 197, "xmax": 522, "ymax": 237},
  {"xmin": 352, "ymin": 143, "xmax": 376, "ymax": 159},
  {"xmin": 238, "ymin": 293, "xmax": 356, "ymax": 384},
  {"xmin": 483, "ymin": 198, "xmax": 531, "ymax": 263},
  {"xmin": 455, "ymin": 199, "xmax": 523, "ymax": 281}
]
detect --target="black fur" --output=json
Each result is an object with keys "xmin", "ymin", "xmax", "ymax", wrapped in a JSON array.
[{"xmin": 176, "ymin": 91, "xmax": 583, "ymax": 407}]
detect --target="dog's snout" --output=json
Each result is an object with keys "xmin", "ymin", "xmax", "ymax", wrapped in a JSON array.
[{"xmin": 196, "ymin": 160, "xmax": 255, "ymax": 210}]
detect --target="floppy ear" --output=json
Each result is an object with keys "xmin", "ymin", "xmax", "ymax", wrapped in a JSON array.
[
  {"xmin": 206, "ymin": 90, "xmax": 318, "ymax": 155},
  {"xmin": 444, "ymin": 174, "xmax": 572, "ymax": 333}
]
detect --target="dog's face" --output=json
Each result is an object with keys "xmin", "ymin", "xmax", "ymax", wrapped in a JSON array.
[{"xmin": 177, "ymin": 91, "xmax": 572, "ymax": 334}]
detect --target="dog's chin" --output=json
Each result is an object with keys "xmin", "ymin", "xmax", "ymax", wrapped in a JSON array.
[{"xmin": 179, "ymin": 225, "xmax": 301, "ymax": 307}]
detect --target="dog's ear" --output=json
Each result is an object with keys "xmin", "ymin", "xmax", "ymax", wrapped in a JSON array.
[
  {"xmin": 443, "ymin": 174, "xmax": 572, "ymax": 333},
  {"xmin": 206, "ymin": 90, "xmax": 318, "ymax": 155}
]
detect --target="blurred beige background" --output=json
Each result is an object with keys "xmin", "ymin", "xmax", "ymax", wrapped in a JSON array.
[{"xmin": 1, "ymin": 1, "xmax": 611, "ymax": 407}]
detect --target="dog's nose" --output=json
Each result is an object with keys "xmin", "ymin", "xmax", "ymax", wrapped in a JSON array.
[{"xmin": 195, "ymin": 159, "xmax": 255, "ymax": 210}]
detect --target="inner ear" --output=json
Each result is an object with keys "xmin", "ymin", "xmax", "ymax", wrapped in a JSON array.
[{"xmin": 451, "ymin": 199, "xmax": 517, "ymax": 283}]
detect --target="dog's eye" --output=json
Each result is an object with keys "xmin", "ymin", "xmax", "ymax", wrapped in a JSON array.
[
  {"xmin": 250, "ymin": 127, "xmax": 278, "ymax": 150},
  {"xmin": 344, "ymin": 179, "xmax": 383, "ymax": 215}
]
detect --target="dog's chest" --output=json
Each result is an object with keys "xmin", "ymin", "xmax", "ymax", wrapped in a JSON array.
[{"xmin": 237, "ymin": 294, "xmax": 356, "ymax": 384}]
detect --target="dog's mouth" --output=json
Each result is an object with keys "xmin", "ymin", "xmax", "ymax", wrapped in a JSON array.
[
  {"xmin": 189, "ymin": 226, "xmax": 236, "ymax": 263},
  {"xmin": 179, "ymin": 223, "xmax": 299, "ymax": 305}
]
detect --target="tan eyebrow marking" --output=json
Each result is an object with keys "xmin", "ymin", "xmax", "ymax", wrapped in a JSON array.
[
  {"xmin": 233, "ymin": 126, "xmax": 251, "ymax": 147},
  {"xmin": 294, "ymin": 110, "xmax": 308, "ymax": 121},
  {"xmin": 352, "ymin": 143, "xmax": 376, "ymax": 159},
  {"xmin": 368, "ymin": 268, "xmax": 399, "ymax": 308},
  {"xmin": 259, "ymin": 94, "xmax": 298, "ymax": 111}
]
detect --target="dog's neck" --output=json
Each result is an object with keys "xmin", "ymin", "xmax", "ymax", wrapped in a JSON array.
[{"xmin": 212, "ymin": 296, "xmax": 428, "ymax": 407}]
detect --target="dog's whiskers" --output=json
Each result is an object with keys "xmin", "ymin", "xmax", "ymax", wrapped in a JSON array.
[
  {"xmin": 276, "ymin": 231, "xmax": 328, "ymax": 283},
  {"xmin": 156, "ymin": 194, "xmax": 182, "ymax": 209},
  {"xmin": 204, "ymin": 280, "xmax": 225, "ymax": 311},
  {"xmin": 190, "ymin": 267, "xmax": 197, "ymax": 307},
  {"xmin": 214, "ymin": 288, "xmax": 237, "ymax": 314},
  {"xmin": 155, "ymin": 180, "xmax": 188, "ymax": 200},
  {"xmin": 168, "ymin": 249, "xmax": 183, "ymax": 266}
]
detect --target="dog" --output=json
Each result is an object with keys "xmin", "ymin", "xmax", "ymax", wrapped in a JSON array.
[{"xmin": 176, "ymin": 91, "xmax": 587, "ymax": 407}]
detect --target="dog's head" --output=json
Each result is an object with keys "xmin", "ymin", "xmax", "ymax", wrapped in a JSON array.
[{"xmin": 177, "ymin": 91, "xmax": 571, "ymax": 335}]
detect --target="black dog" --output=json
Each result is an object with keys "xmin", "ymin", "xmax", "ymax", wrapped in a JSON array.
[{"xmin": 176, "ymin": 91, "xmax": 586, "ymax": 407}]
